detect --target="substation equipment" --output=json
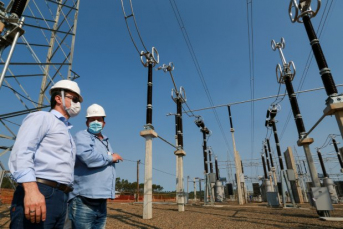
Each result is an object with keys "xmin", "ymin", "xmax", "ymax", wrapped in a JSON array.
[
  {"xmin": 158, "ymin": 62, "xmax": 187, "ymax": 211},
  {"xmin": 271, "ymin": 37, "xmax": 333, "ymax": 216},
  {"xmin": 288, "ymin": 0, "xmax": 343, "ymax": 215}
]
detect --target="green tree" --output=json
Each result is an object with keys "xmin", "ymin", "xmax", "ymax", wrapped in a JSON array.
[{"xmin": 115, "ymin": 177, "xmax": 164, "ymax": 193}]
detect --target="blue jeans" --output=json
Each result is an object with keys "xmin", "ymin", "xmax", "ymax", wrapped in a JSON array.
[
  {"xmin": 69, "ymin": 196, "xmax": 107, "ymax": 229},
  {"xmin": 10, "ymin": 183, "xmax": 68, "ymax": 229}
]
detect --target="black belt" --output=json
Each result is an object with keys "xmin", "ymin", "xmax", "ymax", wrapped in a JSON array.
[{"xmin": 36, "ymin": 178, "xmax": 73, "ymax": 193}]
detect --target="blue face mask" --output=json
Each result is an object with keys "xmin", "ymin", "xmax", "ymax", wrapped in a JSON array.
[{"xmin": 88, "ymin": 120, "xmax": 103, "ymax": 134}]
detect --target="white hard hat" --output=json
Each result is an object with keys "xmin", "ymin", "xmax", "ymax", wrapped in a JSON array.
[
  {"xmin": 49, "ymin": 80, "xmax": 83, "ymax": 102},
  {"xmin": 86, "ymin": 104, "xmax": 106, "ymax": 117}
]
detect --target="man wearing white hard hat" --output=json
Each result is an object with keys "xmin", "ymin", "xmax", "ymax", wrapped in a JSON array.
[
  {"xmin": 8, "ymin": 80, "xmax": 83, "ymax": 228},
  {"xmin": 68, "ymin": 104, "xmax": 122, "ymax": 229}
]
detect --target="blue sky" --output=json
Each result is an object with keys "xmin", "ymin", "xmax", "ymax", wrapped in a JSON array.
[{"xmin": 1, "ymin": 0, "xmax": 343, "ymax": 192}]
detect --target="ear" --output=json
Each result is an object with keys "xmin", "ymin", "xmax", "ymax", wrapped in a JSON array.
[{"xmin": 55, "ymin": 95, "xmax": 63, "ymax": 106}]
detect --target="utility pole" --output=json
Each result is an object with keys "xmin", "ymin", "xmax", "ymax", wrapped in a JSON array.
[
  {"xmin": 266, "ymin": 138, "xmax": 279, "ymax": 191},
  {"xmin": 174, "ymin": 89, "xmax": 186, "ymax": 211},
  {"xmin": 271, "ymin": 38, "xmax": 321, "ymax": 188},
  {"xmin": 158, "ymin": 62, "xmax": 186, "ymax": 212},
  {"xmin": 289, "ymin": 0, "xmax": 343, "ymax": 140},
  {"xmin": 227, "ymin": 106, "xmax": 244, "ymax": 205},
  {"xmin": 194, "ymin": 117, "xmax": 210, "ymax": 174},
  {"xmin": 266, "ymin": 106, "xmax": 286, "ymax": 201},
  {"xmin": 136, "ymin": 160, "xmax": 140, "ymax": 202},
  {"xmin": 263, "ymin": 142, "xmax": 274, "ymax": 192},
  {"xmin": 139, "ymin": 47, "xmax": 159, "ymax": 220},
  {"xmin": 271, "ymin": 37, "xmax": 333, "ymax": 216},
  {"xmin": 194, "ymin": 116, "xmax": 213, "ymax": 204}
]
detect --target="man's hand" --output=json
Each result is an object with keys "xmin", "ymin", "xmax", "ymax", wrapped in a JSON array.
[
  {"xmin": 112, "ymin": 153, "xmax": 123, "ymax": 163},
  {"xmin": 22, "ymin": 182, "xmax": 46, "ymax": 223}
]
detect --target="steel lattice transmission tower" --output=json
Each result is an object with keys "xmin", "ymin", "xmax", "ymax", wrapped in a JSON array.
[{"xmin": 0, "ymin": 0, "xmax": 81, "ymax": 158}]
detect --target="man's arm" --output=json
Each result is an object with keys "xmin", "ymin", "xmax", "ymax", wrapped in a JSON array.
[
  {"xmin": 22, "ymin": 182, "xmax": 46, "ymax": 223},
  {"xmin": 74, "ymin": 131, "xmax": 113, "ymax": 168},
  {"xmin": 9, "ymin": 112, "xmax": 50, "ymax": 182},
  {"xmin": 9, "ymin": 112, "xmax": 50, "ymax": 223}
]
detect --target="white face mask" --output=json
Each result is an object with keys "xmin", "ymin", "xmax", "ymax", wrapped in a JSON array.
[
  {"xmin": 66, "ymin": 101, "xmax": 81, "ymax": 117},
  {"xmin": 61, "ymin": 90, "xmax": 81, "ymax": 118}
]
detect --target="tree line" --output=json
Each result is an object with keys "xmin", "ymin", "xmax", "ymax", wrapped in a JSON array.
[{"xmin": 115, "ymin": 178, "xmax": 164, "ymax": 193}]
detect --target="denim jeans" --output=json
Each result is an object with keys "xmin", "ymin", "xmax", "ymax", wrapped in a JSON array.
[
  {"xmin": 68, "ymin": 196, "xmax": 107, "ymax": 229},
  {"xmin": 10, "ymin": 183, "xmax": 68, "ymax": 229}
]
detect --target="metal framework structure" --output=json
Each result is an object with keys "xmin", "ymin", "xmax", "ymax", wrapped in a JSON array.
[{"xmin": 0, "ymin": 0, "xmax": 80, "ymax": 159}]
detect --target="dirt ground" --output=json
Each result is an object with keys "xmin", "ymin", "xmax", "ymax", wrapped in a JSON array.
[{"xmin": 1, "ymin": 201, "xmax": 343, "ymax": 228}]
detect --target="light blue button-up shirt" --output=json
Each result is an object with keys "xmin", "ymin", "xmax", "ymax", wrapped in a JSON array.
[
  {"xmin": 69, "ymin": 130, "xmax": 116, "ymax": 200},
  {"xmin": 9, "ymin": 110, "xmax": 76, "ymax": 184}
]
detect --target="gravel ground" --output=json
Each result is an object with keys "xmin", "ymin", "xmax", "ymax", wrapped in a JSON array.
[{"xmin": 1, "ymin": 202, "xmax": 343, "ymax": 228}]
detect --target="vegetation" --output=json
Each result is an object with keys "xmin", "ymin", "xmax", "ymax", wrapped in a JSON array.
[
  {"xmin": 0, "ymin": 176, "xmax": 16, "ymax": 189},
  {"xmin": 115, "ymin": 178, "xmax": 163, "ymax": 193}
]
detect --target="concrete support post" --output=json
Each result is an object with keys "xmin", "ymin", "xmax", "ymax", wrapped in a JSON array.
[
  {"xmin": 297, "ymin": 138, "xmax": 321, "ymax": 188},
  {"xmin": 284, "ymin": 147, "xmax": 304, "ymax": 203},
  {"xmin": 175, "ymin": 149, "xmax": 186, "ymax": 211},
  {"xmin": 232, "ymin": 143, "xmax": 243, "ymax": 205},
  {"xmin": 140, "ymin": 129, "xmax": 157, "ymax": 219}
]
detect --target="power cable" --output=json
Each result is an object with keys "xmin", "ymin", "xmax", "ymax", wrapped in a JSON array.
[
  {"xmin": 173, "ymin": 84, "xmax": 343, "ymax": 114},
  {"xmin": 123, "ymin": 157, "xmax": 175, "ymax": 177},
  {"xmin": 169, "ymin": 0, "xmax": 233, "ymax": 154},
  {"xmin": 317, "ymin": 133, "xmax": 340, "ymax": 150},
  {"xmin": 120, "ymin": 0, "xmax": 148, "ymax": 55},
  {"xmin": 246, "ymin": 0, "xmax": 255, "ymax": 161}
]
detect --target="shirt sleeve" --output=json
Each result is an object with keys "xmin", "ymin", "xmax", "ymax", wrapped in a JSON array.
[
  {"xmin": 8, "ymin": 112, "xmax": 50, "ymax": 183},
  {"xmin": 74, "ymin": 131, "xmax": 113, "ymax": 168}
]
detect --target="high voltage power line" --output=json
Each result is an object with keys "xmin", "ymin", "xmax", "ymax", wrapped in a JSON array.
[
  {"xmin": 169, "ymin": 0, "xmax": 232, "ymax": 154},
  {"xmin": 246, "ymin": 0, "xmax": 256, "ymax": 164},
  {"xmin": 123, "ymin": 158, "xmax": 175, "ymax": 176},
  {"xmin": 168, "ymin": 84, "xmax": 343, "ymax": 114}
]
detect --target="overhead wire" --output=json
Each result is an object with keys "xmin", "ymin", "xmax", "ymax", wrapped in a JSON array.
[
  {"xmin": 120, "ymin": 0, "xmax": 148, "ymax": 55},
  {"xmin": 173, "ymin": 84, "xmax": 343, "ymax": 114},
  {"xmin": 317, "ymin": 133, "xmax": 340, "ymax": 150},
  {"xmin": 169, "ymin": 0, "xmax": 232, "ymax": 153},
  {"xmin": 122, "ymin": 158, "xmax": 176, "ymax": 176},
  {"xmin": 246, "ymin": 0, "xmax": 255, "ymax": 162}
]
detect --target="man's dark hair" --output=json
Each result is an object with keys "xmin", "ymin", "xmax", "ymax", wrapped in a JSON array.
[
  {"xmin": 50, "ymin": 89, "xmax": 61, "ymax": 109},
  {"xmin": 50, "ymin": 89, "xmax": 73, "ymax": 109}
]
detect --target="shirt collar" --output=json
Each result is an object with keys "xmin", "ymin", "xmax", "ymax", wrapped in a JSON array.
[
  {"xmin": 51, "ymin": 109, "xmax": 73, "ymax": 129},
  {"xmin": 86, "ymin": 129, "xmax": 108, "ymax": 141}
]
